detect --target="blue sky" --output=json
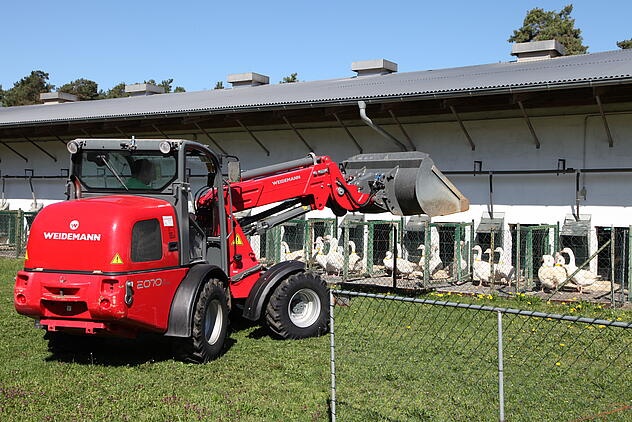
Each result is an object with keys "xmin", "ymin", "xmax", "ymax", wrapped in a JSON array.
[{"xmin": 1, "ymin": 1, "xmax": 630, "ymax": 92}]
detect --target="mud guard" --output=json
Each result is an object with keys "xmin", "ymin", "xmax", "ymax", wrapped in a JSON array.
[
  {"xmin": 242, "ymin": 260, "xmax": 305, "ymax": 321},
  {"xmin": 164, "ymin": 264, "xmax": 228, "ymax": 338}
]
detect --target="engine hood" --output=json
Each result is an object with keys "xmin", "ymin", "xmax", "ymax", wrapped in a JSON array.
[{"xmin": 25, "ymin": 196, "xmax": 179, "ymax": 273}]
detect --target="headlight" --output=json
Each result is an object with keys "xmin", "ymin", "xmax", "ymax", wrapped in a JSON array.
[
  {"xmin": 159, "ymin": 141, "xmax": 172, "ymax": 154},
  {"xmin": 67, "ymin": 141, "xmax": 79, "ymax": 154}
]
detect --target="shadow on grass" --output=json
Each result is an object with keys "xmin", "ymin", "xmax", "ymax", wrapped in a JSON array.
[
  {"xmin": 44, "ymin": 333, "xmax": 237, "ymax": 366},
  {"xmin": 229, "ymin": 315, "xmax": 272, "ymax": 340}
]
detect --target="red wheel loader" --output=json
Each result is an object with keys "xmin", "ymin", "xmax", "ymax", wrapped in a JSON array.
[{"xmin": 14, "ymin": 138, "xmax": 468, "ymax": 362}]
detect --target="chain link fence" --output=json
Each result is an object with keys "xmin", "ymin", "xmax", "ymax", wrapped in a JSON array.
[
  {"xmin": 250, "ymin": 219, "xmax": 631, "ymax": 306},
  {"xmin": 329, "ymin": 289, "xmax": 632, "ymax": 422},
  {"xmin": 0, "ymin": 210, "xmax": 37, "ymax": 258}
]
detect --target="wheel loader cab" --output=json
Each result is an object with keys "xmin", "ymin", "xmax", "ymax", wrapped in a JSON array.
[{"xmin": 68, "ymin": 138, "xmax": 227, "ymax": 270}]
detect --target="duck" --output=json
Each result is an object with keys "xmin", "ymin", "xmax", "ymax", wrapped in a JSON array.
[
  {"xmin": 383, "ymin": 251, "xmax": 416, "ymax": 276},
  {"xmin": 538, "ymin": 254, "xmax": 567, "ymax": 292},
  {"xmin": 280, "ymin": 241, "xmax": 305, "ymax": 261},
  {"xmin": 472, "ymin": 246, "xmax": 492, "ymax": 285},
  {"xmin": 325, "ymin": 237, "xmax": 344, "ymax": 275},
  {"xmin": 560, "ymin": 247, "xmax": 599, "ymax": 294},
  {"xmin": 494, "ymin": 246, "xmax": 515, "ymax": 285}
]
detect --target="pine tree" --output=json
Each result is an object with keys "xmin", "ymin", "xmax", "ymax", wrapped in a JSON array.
[{"xmin": 508, "ymin": 5, "xmax": 588, "ymax": 55}]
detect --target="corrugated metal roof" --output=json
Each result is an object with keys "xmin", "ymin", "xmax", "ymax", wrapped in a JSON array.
[{"xmin": 1, "ymin": 49, "xmax": 631, "ymax": 127}]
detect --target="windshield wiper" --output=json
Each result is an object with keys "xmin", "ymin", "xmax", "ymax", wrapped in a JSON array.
[{"xmin": 98, "ymin": 155, "xmax": 129, "ymax": 191}]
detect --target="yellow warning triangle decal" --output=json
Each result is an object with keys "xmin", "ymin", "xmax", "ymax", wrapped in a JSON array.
[
  {"xmin": 110, "ymin": 253, "xmax": 124, "ymax": 264},
  {"xmin": 231, "ymin": 234, "xmax": 243, "ymax": 246}
]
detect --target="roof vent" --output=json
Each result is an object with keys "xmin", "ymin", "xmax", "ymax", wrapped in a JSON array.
[
  {"xmin": 511, "ymin": 40, "xmax": 566, "ymax": 62},
  {"xmin": 124, "ymin": 83, "xmax": 165, "ymax": 96},
  {"xmin": 352, "ymin": 59, "xmax": 398, "ymax": 77},
  {"xmin": 39, "ymin": 92, "xmax": 78, "ymax": 105},
  {"xmin": 227, "ymin": 72, "xmax": 270, "ymax": 88}
]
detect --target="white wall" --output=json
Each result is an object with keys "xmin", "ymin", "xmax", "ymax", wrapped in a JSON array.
[{"xmin": 1, "ymin": 109, "xmax": 631, "ymax": 229}]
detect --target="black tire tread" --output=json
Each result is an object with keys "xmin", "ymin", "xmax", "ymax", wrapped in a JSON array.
[
  {"xmin": 265, "ymin": 271, "xmax": 328, "ymax": 339},
  {"xmin": 175, "ymin": 278, "xmax": 228, "ymax": 364}
]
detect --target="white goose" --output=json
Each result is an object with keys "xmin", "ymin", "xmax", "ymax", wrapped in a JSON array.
[
  {"xmin": 325, "ymin": 237, "xmax": 344, "ymax": 275},
  {"xmin": 313, "ymin": 237, "xmax": 328, "ymax": 270},
  {"xmin": 538, "ymin": 253, "xmax": 567, "ymax": 292},
  {"xmin": 561, "ymin": 247, "xmax": 599, "ymax": 294},
  {"xmin": 347, "ymin": 240, "xmax": 363, "ymax": 272},
  {"xmin": 472, "ymin": 246, "xmax": 492, "ymax": 285},
  {"xmin": 280, "ymin": 241, "xmax": 305, "ymax": 261},
  {"xmin": 428, "ymin": 244, "xmax": 443, "ymax": 275},
  {"xmin": 494, "ymin": 246, "xmax": 515, "ymax": 285},
  {"xmin": 383, "ymin": 251, "xmax": 416, "ymax": 276}
]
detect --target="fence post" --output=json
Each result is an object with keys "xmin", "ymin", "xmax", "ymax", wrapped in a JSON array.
[
  {"xmin": 516, "ymin": 224, "xmax": 521, "ymax": 292},
  {"xmin": 422, "ymin": 222, "xmax": 430, "ymax": 288},
  {"xmin": 497, "ymin": 311, "xmax": 505, "ymax": 422},
  {"xmin": 628, "ymin": 226, "xmax": 632, "ymax": 303},
  {"xmin": 554, "ymin": 222, "xmax": 560, "ymax": 253},
  {"xmin": 367, "ymin": 222, "xmax": 374, "ymax": 276},
  {"xmin": 611, "ymin": 226, "xmax": 616, "ymax": 307},
  {"xmin": 470, "ymin": 220, "xmax": 475, "ymax": 281},
  {"xmin": 329, "ymin": 289, "xmax": 337, "ymax": 422},
  {"xmin": 15, "ymin": 209, "xmax": 24, "ymax": 259},
  {"xmin": 455, "ymin": 225, "xmax": 462, "ymax": 284},
  {"xmin": 526, "ymin": 229, "xmax": 533, "ymax": 291},
  {"xmin": 342, "ymin": 225, "xmax": 349, "ymax": 282},
  {"xmin": 490, "ymin": 228, "xmax": 495, "ymax": 291},
  {"xmin": 392, "ymin": 225, "xmax": 398, "ymax": 289}
]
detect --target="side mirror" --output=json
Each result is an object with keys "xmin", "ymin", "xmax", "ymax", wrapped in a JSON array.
[{"xmin": 228, "ymin": 161, "xmax": 241, "ymax": 183}]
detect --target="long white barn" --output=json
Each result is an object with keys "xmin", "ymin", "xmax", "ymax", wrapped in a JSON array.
[{"xmin": 1, "ymin": 42, "xmax": 631, "ymax": 255}]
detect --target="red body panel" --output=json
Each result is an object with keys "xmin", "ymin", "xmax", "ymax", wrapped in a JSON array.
[
  {"xmin": 14, "ymin": 268, "xmax": 188, "ymax": 335},
  {"xmin": 25, "ymin": 196, "xmax": 179, "ymax": 272}
]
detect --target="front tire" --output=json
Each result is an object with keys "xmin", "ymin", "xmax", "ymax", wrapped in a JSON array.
[
  {"xmin": 176, "ymin": 278, "xmax": 229, "ymax": 363},
  {"xmin": 265, "ymin": 271, "xmax": 328, "ymax": 339}
]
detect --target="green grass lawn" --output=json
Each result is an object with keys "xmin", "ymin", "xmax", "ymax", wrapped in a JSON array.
[
  {"xmin": 1, "ymin": 259, "xmax": 329, "ymax": 421},
  {"xmin": 1, "ymin": 258, "xmax": 630, "ymax": 421}
]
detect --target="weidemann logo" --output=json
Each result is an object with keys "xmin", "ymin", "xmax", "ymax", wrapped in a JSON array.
[
  {"xmin": 43, "ymin": 232, "xmax": 102, "ymax": 241},
  {"xmin": 272, "ymin": 175, "xmax": 301, "ymax": 185}
]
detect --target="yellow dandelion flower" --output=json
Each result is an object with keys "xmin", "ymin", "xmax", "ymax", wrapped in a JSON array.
[
  {"xmin": 559, "ymin": 343, "xmax": 566, "ymax": 347},
  {"xmin": 527, "ymin": 301, "xmax": 532, "ymax": 305},
  {"xmin": 406, "ymin": 325, "xmax": 411, "ymax": 329},
  {"xmin": 598, "ymin": 324, "xmax": 606, "ymax": 328},
  {"xmin": 531, "ymin": 328, "xmax": 537, "ymax": 333},
  {"xmin": 487, "ymin": 295, "xmax": 493, "ymax": 300},
  {"xmin": 555, "ymin": 362, "xmax": 561, "ymax": 366},
  {"xmin": 587, "ymin": 326, "xmax": 594, "ymax": 330},
  {"xmin": 572, "ymin": 297, "xmax": 577, "ymax": 300},
  {"xmin": 616, "ymin": 317, "xmax": 622, "ymax": 321}
]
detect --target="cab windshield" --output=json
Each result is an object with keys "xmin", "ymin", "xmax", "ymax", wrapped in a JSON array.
[{"xmin": 75, "ymin": 150, "xmax": 177, "ymax": 192}]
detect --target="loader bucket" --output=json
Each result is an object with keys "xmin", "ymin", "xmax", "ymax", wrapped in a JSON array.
[{"xmin": 343, "ymin": 151, "xmax": 469, "ymax": 217}]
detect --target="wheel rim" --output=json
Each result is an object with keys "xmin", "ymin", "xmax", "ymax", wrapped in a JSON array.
[
  {"xmin": 204, "ymin": 299, "xmax": 223, "ymax": 345},
  {"xmin": 288, "ymin": 288, "xmax": 321, "ymax": 328}
]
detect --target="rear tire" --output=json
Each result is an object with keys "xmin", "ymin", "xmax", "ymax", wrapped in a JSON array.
[
  {"xmin": 176, "ymin": 278, "xmax": 229, "ymax": 363},
  {"xmin": 265, "ymin": 271, "xmax": 328, "ymax": 339}
]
